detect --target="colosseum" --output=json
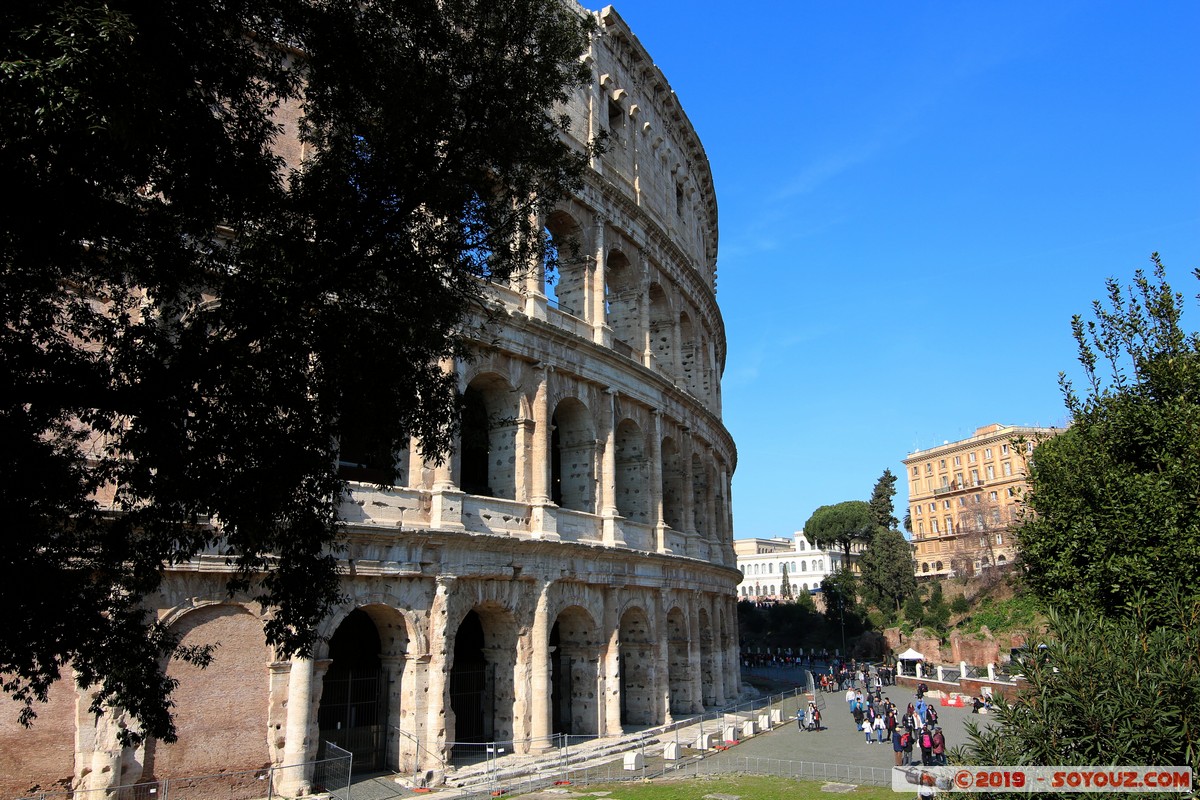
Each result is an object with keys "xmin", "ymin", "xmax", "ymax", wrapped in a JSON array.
[{"xmin": 0, "ymin": 4, "xmax": 739, "ymax": 797}]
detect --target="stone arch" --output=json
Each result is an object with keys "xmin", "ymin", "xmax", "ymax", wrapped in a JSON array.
[
  {"xmin": 605, "ymin": 249, "xmax": 641, "ymax": 351},
  {"xmin": 665, "ymin": 607, "xmax": 691, "ymax": 715},
  {"xmin": 551, "ymin": 397, "xmax": 596, "ymax": 513},
  {"xmin": 459, "ymin": 372, "xmax": 519, "ymax": 499},
  {"xmin": 447, "ymin": 602, "xmax": 520, "ymax": 751},
  {"xmin": 144, "ymin": 604, "xmax": 271, "ymax": 781},
  {"xmin": 661, "ymin": 437, "xmax": 684, "ymax": 530},
  {"xmin": 648, "ymin": 282, "xmax": 673, "ymax": 374},
  {"xmin": 550, "ymin": 605, "xmax": 601, "ymax": 736},
  {"xmin": 618, "ymin": 606, "xmax": 657, "ymax": 726},
  {"xmin": 614, "ymin": 418, "xmax": 649, "ymax": 522},
  {"xmin": 316, "ymin": 605, "xmax": 409, "ymax": 771},
  {"xmin": 544, "ymin": 210, "xmax": 587, "ymax": 319},
  {"xmin": 697, "ymin": 607, "xmax": 715, "ymax": 707}
]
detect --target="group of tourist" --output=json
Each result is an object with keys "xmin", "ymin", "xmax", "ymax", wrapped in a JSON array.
[
  {"xmin": 817, "ymin": 661, "xmax": 897, "ymax": 693},
  {"xmin": 846, "ymin": 687, "xmax": 947, "ymax": 766}
]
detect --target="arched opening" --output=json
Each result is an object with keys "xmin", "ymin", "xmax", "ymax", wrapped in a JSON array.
[
  {"xmin": 666, "ymin": 608, "xmax": 690, "ymax": 715},
  {"xmin": 318, "ymin": 609, "xmax": 386, "ymax": 770},
  {"xmin": 614, "ymin": 419, "xmax": 649, "ymax": 522},
  {"xmin": 605, "ymin": 250, "xmax": 641, "ymax": 351},
  {"xmin": 661, "ymin": 437, "xmax": 684, "ymax": 530},
  {"xmin": 698, "ymin": 608, "xmax": 715, "ymax": 707},
  {"xmin": 551, "ymin": 398, "xmax": 595, "ymax": 512},
  {"xmin": 618, "ymin": 607, "xmax": 657, "ymax": 727},
  {"xmin": 448, "ymin": 606, "xmax": 518, "ymax": 757},
  {"xmin": 459, "ymin": 374, "xmax": 518, "ymax": 499},
  {"xmin": 544, "ymin": 212, "xmax": 586, "ymax": 319},
  {"xmin": 550, "ymin": 606, "xmax": 600, "ymax": 736},
  {"xmin": 648, "ymin": 283, "xmax": 673, "ymax": 374},
  {"xmin": 449, "ymin": 611, "xmax": 488, "ymax": 746}
]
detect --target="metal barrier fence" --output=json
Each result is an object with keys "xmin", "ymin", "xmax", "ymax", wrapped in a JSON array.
[{"xmin": 18, "ymin": 743, "xmax": 352, "ymax": 800}]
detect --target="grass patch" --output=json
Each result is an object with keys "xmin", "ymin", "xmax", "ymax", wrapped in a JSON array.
[{"xmin": 567, "ymin": 775, "xmax": 895, "ymax": 800}]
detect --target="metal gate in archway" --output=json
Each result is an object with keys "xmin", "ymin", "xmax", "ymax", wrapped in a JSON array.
[{"xmin": 318, "ymin": 667, "xmax": 387, "ymax": 772}]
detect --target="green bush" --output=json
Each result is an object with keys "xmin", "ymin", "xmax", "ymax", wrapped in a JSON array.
[{"xmin": 953, "ymin": 588, "xmax": 1200, "ymax": 781}]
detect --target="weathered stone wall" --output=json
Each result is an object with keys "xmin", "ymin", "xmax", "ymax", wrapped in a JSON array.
[{"xmin": 0, "ymin": 668, "xmax": 77, "ymax": 799}]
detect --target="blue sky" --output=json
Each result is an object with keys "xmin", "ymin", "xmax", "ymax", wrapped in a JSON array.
[{"xmin": 606, "ymin": 1, "xmax": 1200, "ymax": 537}]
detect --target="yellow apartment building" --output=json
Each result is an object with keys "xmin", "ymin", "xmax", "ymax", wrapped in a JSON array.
[{"xmin": 903, "ymin": 423, "xmax": 1060, "ymax": 579}]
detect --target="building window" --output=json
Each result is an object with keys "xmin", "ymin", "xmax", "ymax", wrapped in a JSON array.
[
  {"xmin": 925, "ymin": 463, "xmax": 933, "ymax": 474},
  {"xmin": 941, "ymin": 476, "xmax": 949, "ymax": 488},
  {"xmin": 931, "ymin": 519, "xmax": 939, "ymax": 533},
  {"xmin": 1027, "ymin": 441, "xmax": 1035, "ymax": 454},
  {"xmin": 1007, "ymin": 487, "xmax": 1017, "ymax": 497},
  {"xmin": 918, "ymin": 522, "xmax": 924, "ymax": 535},
  {"xmin": 955, "ymin": 472, "xmax": 963, "ymax": 486},
  {"xmin": 944, "ymin": 517, "xmax": 953, "ymax": 533},
  {"xmin": 791, "ymin": 561, "xmax": 796, "ymax": 572},
  {"xmin": 915, "ymin": 505, "xmax": 922, "ymax": 515},
  {"xmin": 912, "ymin": 466, "xmax": 919, "ymax": 477},
  {"xmin": 989, "ymin": 491, "xmax": 998, "ymax": 501},
  {"xmin": 1001, "ymin": 443, "xmax": 1010, "ymax": 455},
  {"xmin": 943, "ymin": 500, "xmax": 951, "ymax": 510},
  {"xmin": 801, "ymin": 560, "xmax": 807, "ymax": 572},
  {"xmin": 996, "ymin": 533, "xmax": 1004, "ymax": 545},
  {"xmin": 969, "ymin": 452, "xmax": 977, "ymax": 463},
  {"xmin": 929, "ymin": 502, "xmax": 935, "ymax": 513},
  {"xmin": 984, "ymin": 448, "xmax": 993, "ymax": 459},
  {"xmin": 991, "ymin": 509, "xmax": 1002, "ymax": 525},
  {"xmin": 938, "ymin": 459, "xmax": 946, "ymax": 469},
  {"xmin": 986, "ymin": 465, "xmax": 995, "ymax": 480},
  {"xmin": 971, "ymin": 469, "xmax": 980, "ymax": 484},
  {"xmin": 958, "ymin": 497, "xmax": 966, "ymax": 507},
  {"xmin": 972, "ymin": 495, "xmax": 981, "ymax": 505},
  {"xmin": 954, "ymin": 455, "xmax": 961, "ymax": 466},
  {"xmin": 1002, "ymin": 461, "xmax": 1012, "ymax": 476}
]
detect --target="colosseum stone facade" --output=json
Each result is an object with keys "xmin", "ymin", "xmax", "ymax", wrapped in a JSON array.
[{"xmin": 0, "ymin": 4, "xmax": 739, "ymax": 797}]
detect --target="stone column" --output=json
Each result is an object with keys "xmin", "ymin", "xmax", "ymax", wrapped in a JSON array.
[
  {"xmin": 680, "ymin": 430, "xmax": 696, "ymax": 546},
  {"xmin": 278, "ymin": 656, "xmax": 316, "ymax": 797},
  {"xmin": 648, "ymin": 411, "xmax": 666, "ymax": 554},
  {"xmin": 591, "ymin": 216, "xmax": 611, "ymax": 346},
  {"xmin": 687, "ymin": 594, "xmax": 704, "ymax": 712},
  {"xmin": 601, "ymin": 389, "xmax": 619, "ymax": 517},
  {"xmin": 602, "ymin": 590, "xmax": 623, "ymax": 736},
  {"xmin": 711, "ymin": 600, "xmax": 727, "ymax": 706},
  {"xmin": 656, "ymin": 591, "xmax": 673, "ymax": 724},
  {"xmin": 529, "ymin": 365, "xmax": 558, "ymax": 539},
  {"xmin": 425, "ymin": 580, "xmax": 452, "ymax": 760},
  {"xmin": 529, "ymin": 584, "xmax": 553, "ymax": 751},
  {"xmin": 720, "ymin": 597, "xmax": 739, "ymax": 695},
  {"xmin": 638, "ymin": 250, "xmax": 652, "ymax": 366}
]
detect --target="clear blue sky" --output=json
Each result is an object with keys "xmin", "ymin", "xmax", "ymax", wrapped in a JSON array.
[{"xmin": 606, "ymin": 1, "xmax": 1200, "ymax": 538}]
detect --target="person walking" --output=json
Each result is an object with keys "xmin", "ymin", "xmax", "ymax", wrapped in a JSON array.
[
  {"xmin": 931, "ymin": 726, "xmax": 946, "ymax": 766},
  {"xmin": 892, "ymin": 726, "xmax": 905, "ymax": 766},
  {"xmin": 918, "ymin": 725, "xmax": 934, "ymax": 766},
  {"xmin": 874, "ymin": 711, "xmax": 888, "ymax": 743}
]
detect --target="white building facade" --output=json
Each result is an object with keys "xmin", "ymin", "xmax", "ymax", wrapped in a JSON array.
[{"xmin": 733, "ymin": 533, "xmax": 861, "ymax": 603}]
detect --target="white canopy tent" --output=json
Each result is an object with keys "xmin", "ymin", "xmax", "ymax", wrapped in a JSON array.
[{"xmin": 897, "ymin": 647, "xmax": 925, "ymax": 661}]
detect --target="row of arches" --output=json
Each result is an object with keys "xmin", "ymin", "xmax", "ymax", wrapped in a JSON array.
[{"xmin": 542, "ymin": 211, "xmax": 721, "ymax": 410}]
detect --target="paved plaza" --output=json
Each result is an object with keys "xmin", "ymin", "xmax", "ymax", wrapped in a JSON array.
[{"xmin": 714, "ymin": 668, "xmax": 999, "ymax": 772}]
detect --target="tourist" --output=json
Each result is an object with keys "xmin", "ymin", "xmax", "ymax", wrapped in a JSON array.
[
  {"xmin": 931, "ymin": 726, "xmax": 946, "ymax": 766},
  {"xmin": 918, "ymin": 726, "xmax": 935, "ymax": 766},
  {"xmin": 874, "ymin": 711, "xmax": 888, "ymax": 743}
]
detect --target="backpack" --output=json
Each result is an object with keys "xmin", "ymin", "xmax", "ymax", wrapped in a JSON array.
[
  {"xmin": 900, "ymin": 732, "xmax": 911, "ymax": 748},
  {"xmin": 921, "ymin": 731, "xmax": 933, "ymax": 750}
]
